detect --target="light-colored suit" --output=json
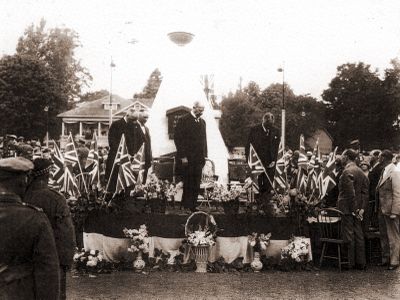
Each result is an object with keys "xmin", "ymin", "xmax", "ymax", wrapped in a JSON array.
[{"xmin": 378, "ymin": 163, "xmax": 400, "ymax": 266}]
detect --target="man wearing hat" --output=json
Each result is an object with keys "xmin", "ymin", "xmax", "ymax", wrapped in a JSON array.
[
  {"xmin": 25, "ymin": 158, "xmax": 76, "ymax": 299},
  {"xmin": 0, "ymin": 157, "xmax": 60, "ymax": 299}
]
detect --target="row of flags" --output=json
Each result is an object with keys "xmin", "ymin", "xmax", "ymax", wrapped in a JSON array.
[
  {"xmin": 247, "ymin": 135, "xmax": 339, "ymax": 201},
  {"xmin": 49, "ymin": 133, "xmax": 145, "ymax": 198}
]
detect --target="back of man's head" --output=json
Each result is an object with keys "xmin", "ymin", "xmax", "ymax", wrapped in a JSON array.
[
  {"xmin": 342, "ymin": 149, "xmax": 358, "ymax": 161},
  {"xmin": 380, "ymin": 149, "xmax": 393, "ymax": 162}
]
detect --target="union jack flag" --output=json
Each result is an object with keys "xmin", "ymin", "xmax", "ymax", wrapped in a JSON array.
[
  {"xmin": 273, "ymin": 140, "xmax": 288, "ymax": 192},
  {"xmin": 63, "ymin": 133, "xmax": 79, "ymax": 165},
  {"xmin": 112, "ymin": 134, "xmax": 137, "ymax": 194},
  {"xmin": 86, "ymin": 133, "xmax": 100, "ymax": 187},
  {"xmin": 306, "ymin": 138, "xmax": 321, "ymax": 195},
  {"xmin": 49, "ymin": 141, "xmax": 64, "ymax": 189},
  {"xmin": 62, "ymin": 164, "xmax": 80, "ymax": 197},
  {"xmin": 296, "ymin": 134, "xmax": 308, "ymax": 194},
  {"xmin": 319, "ymin": 147, "xmax": 338, "ymax": 199},
  {"xmin": 247, "ymin": 144, "xmax": 266, "ymax": 176}
]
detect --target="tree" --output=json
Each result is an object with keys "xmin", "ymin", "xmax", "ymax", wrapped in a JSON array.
[
  {"xmin": 134, "ymin": 68, "xmax": 162, "ymax": 99},
  {"xmin": 220, "ymin": 82, "xmax": 328, "ymax": 151},
  {"xmin": 0, "ymin": 55, "xmax": 63, "ymax": 139},
  {"xmin": 16, "ymin": 19, "xmax": 92, "ymax": 107},
  {"xmin": 219, "ymin": 90, "xmax": 263, "ymax": 149},
  {"xmin": 322, "ymin": 62, "xmax": 400, "ymax": 149},
  {"xmin": 78, "ymin": 90, "xmax": 109, "ymax": 103}
]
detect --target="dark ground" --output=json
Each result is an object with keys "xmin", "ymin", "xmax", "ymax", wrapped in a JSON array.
[{"xmin": 67, "ymin": 266, "xmax": 400, "ymax": 300}]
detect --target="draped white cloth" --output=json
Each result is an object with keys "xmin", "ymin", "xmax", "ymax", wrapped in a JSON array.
[{"xmin": 83, "ymin": 233, "xmax": 312, "ymax": 264}]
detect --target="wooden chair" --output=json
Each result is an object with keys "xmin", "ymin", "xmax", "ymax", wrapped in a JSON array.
[{"xmin": 317, "ymin": 207, "xmax": 350, "ymax": 272}]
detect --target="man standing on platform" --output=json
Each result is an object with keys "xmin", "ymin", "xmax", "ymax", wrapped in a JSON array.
[
  {"xmin": 174, "ymin": 101, "xmax": 207, "ymax": 212},
  {"xmin": 105, "ymin": 108, "xmax": 137, "ymax": 192},
  {"xmin": 246, "ymin": 112, "xmax": 280, "ymax": 194},
  {"xmin": 337, "ymin": 149, "xmax": 369, "ymax": 270},
  {"xmin": 133, "ymin": 110, "xmax": 152, "ymax": 184}
]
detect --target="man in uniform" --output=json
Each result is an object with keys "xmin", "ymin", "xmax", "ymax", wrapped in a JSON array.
[
  {"xmin": 0, "ymin": 157, "xmax": 60, "ymax": 299},
  {"xmin": 25, "ymin": 158, "xmax": 76, "ymax": 300}
]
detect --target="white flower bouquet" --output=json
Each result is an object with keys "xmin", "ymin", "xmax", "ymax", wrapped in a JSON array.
[
  {"xmin": 186, "ymin": 229, "xmax": 216, "ymax": 247},
  {"xmin": 73, "ymin": 248, "xmax": 111, "ymax": 274},
  {"xmin": 280, "ymin": 236, "xmax": 310, "ymax": 263},
  {"xmin": 123, "ymin": 224, "xmax": 150, "ymax": 254}
]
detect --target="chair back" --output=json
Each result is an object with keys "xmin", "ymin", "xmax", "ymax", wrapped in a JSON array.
[
  {"xmin": 317, "ymin": 207, "xmax": 344, "ymax": 240},
  {"xmin": 201, "ymin": 158, "xmax": 216, "ymax": 184}
]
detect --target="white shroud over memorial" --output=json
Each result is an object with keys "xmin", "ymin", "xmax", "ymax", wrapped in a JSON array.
[{"xmin": 146, "ymin": 32, "xmax": 229, "ymax": 183}]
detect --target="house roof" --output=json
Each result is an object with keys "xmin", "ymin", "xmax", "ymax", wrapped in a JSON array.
[{"xmin": 57, "ymin": 95, "xmax": 154, "ymax": 119}]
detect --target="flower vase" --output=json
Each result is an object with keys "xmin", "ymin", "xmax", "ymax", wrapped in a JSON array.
[
  {"xmin": 251, "ymin": 252, "xmax": 263, "ymax": 272},
  {"xmin": 193, "ymin": 245, "xmax": 210, "ymax": 273},
  {"xmin": 133, "ymin": 251, "xmax": 146, "ymax": 272}
]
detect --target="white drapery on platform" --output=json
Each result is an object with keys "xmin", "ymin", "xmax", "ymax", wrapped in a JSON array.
[{"xmin": 83, "ymin": 233, "xmax": 312, "ymax": 264}]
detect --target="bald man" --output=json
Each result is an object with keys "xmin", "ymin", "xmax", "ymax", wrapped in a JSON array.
[{"xmin": 174, "ymin": 101, "xmax": 208, "ymax": 212}]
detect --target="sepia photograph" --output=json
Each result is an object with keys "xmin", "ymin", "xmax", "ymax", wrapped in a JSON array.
[{"xmin": 1, "ymin": 0, "xmax": 400, "ymax": 299}]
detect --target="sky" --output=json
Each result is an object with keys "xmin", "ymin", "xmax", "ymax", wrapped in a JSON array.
[{"xmin": 1, "ymin": 0, "xmax": 400, "ymax": 101}]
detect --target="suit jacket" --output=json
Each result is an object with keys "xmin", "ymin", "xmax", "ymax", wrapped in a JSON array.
[
  {"xmin": 174, "ymin": 113, "xmax": 207, "ymax": 164},
  {"xmin": 246, "ymin": 124, "xmax": 280, "ymax": 168},
  {"xmin": 337, "ymin": 162, "xmax": 369, "ymax": 215},
  {"xmin": 378, "ymin": 163, "xmax": 400, "ymax": 216},
  {"xmin": 133, "ymin": 122, "xmax": 152, "ymax": 169},
  {"xmin": 108, "ymin": 118, "xmax": 135, "ymax": 156},
  {"xmin": 368, "ymin": 162, "xmax": 387, "ymax": 201}
]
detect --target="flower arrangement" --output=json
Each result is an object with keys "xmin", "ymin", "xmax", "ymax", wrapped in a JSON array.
[
  {"xmin": 269, "ymin": 192, "xmax": 290, "ymax": 216},
  {"xmin": 208, "ymin": 183, "xmax": 244, "ymax": 202},
  {"xmin": 186, "ymin": 229, "xmax": 216, "ymax": 247},
  {"xmin": 123, "ymin": 224, "xmax": 150, "ymax": 254},
  {"xmin": 280, "ymin": 236, "xmax": 310, "ymax": 264},
  {"xmin": 184, "ymin": 211, "xmax": 218, "ymax": 247},
  {"xmin": 248, "ymin": 232, "xmax": 272, "ymax": 252},
  {"xmin": 73, "ymin": 249, "xmax": 111, "ymax": 274}
]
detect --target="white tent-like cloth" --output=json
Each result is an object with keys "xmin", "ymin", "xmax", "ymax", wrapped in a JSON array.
[{"xmin": 146, "ymin": 47, "xmax": 229, "ymax": 183}]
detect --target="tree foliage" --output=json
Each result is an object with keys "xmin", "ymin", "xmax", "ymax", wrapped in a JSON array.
[
  {"xmin": 322, "ymin": 61, "xmax": 400, "ymax": 149},
  {"xmin": 0, "ymin": 55, "xmax": 63, "ymax": 139},
  {"xmin": 220, "ymin": 82, "xmax": 327, "ymax": 150},
  {"xmin": 16, "ymin": 19, "xmax": 92, "ymax": 107},
  {"xmin": 134, "ymin": 68, "xmax": 162, "ymax": 99}
]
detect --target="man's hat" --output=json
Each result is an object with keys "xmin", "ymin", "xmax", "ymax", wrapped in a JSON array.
[
  {"xmin": 349, "ymin": 139, "xmax": 360, "ymax": 149},
  {"xmin": 0, "ymin": 157, "xmax": 34, "ymax": 181},
  {"xmin": 32, "ymin": 158, "xmax": 53, "ymax": 177},
  {"xmin": 6, "ymin": 134, "xmax": 17, "ymax": 140}
]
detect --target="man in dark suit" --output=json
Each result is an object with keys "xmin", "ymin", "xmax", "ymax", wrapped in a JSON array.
[
  {"xmin": 133, "ymin": 110, "xmax": 152, "ymax": 183},
  {"xmin": 174, "ymin": 101, "xmax": 207, "ymax": 212},
  {"xmin": 105, "ymin": 108, "xmax": 137, "ymax": 191},
  {"xmin": 245, "ymin": 112, "xmax": 280, "ymax": 194},
  {"xmin": 337, "ymin": 149, "xmax": 369, "ymax": 270}
]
